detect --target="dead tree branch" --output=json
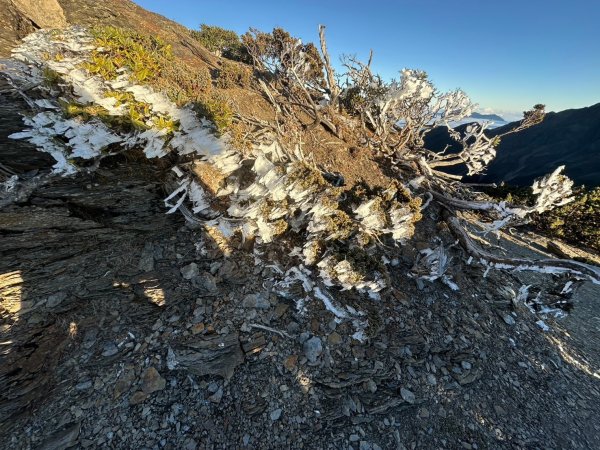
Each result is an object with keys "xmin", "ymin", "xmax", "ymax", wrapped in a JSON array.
[{"xmin": 446, "ymin": 214, "xmax": 600, "ymax": 284}]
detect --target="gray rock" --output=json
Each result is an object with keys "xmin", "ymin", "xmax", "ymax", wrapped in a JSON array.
[
  {"xmin": 47, "ymin": 291, "xmax": 67, "ymax": 308},
  {"xmin": 503, "ymin": 314, "xmax": 516, "ymax": 326},
  {"xmin": 242, "ymin": 293, "xmax": 270, "ymax": 309},
  {"xmin": 400, "ymin": 387, "xmax": 415, "ymax": 404},
  {"xmin": 138, "ymin": 242, "xmax": 155, "ymax": 272},
  {"xmin": 76, "ymin": 380, "xmax": 92, "ymax": 390},
  {"xmin": 102, "ymin": 342, "xmax": 118, "ymax": 357},
  {"xmin": 82, "ymin": 329, "xmax": 98, "ymax": 349},
  {"xmin": 270, "ymin": 408, "xmax": 282, "ymax": 421},
  {"xmin": 181, "ymin": 263, "xmax": 199, "ymax": 280},
  {"xmin": 303, "ymin": 337, "xmax": 323, "ymax": 363},
  {"xmin": 193, "ymin": 271, "xmax": 218, "ymax": 292},
  {"xmin": 129, "ymin": 391, "xmax": 148, "ymax": 405},
  {"xmin": 35, "ymin": 421, "xmax": 80, "ymax": 450},
  {"xmin": 461, "ymin": 361, "xmax": 472, "ymax": 370},
  {"xmin": 183, "ymin": 438, "xmax": 197, "ymax": 450},
  {"xmin": 365, "ymin": 379, "xmax": 377, "ymax": 393},
  {"xmin": 208, "ymin": 387, "xmax": 223, "ymax": 404}
]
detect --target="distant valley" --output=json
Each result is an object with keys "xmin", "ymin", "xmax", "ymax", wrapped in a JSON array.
[{"xmin": 426, "ymin": 103, "xmax": 600, "ymax": 187}]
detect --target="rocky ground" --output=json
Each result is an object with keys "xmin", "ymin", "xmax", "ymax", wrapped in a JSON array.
[
  {"xmin": 1, "ymin": 2, "xmax": 599, "ymax": 449},
  {"xmin": 1, "ymin": 151, "xmax": 599, "ymax": 450}
]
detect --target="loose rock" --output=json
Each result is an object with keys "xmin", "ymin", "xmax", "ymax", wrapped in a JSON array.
[
  {"xmin": 303, "ymin": 336, "xmax": 323, "ymax": 363},
  {"xmin": 141, "ymin": 367, "xmax": 166, "ymax": 394}
]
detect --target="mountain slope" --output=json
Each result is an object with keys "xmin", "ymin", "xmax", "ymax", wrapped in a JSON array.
[
  {"xmin": 483, "ymin": 103, "xmax": 600, "ymax": 187},
  {"xmin": 469, "ymin": 112, "xmax": 506, "ymax": 122},
  {"xmin": 425, "ymin": 103, "xmax": 600, "ymax": 187},
  {"xmin": 0, "ymin": 0, "xmax": 219, "ymax": 68},
  {"xmin": 1, "ymin": 3, "xmax": 600, "ymax": 449}
]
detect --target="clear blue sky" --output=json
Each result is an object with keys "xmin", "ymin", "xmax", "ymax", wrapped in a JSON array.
[{"xmin": 135, "ymin": 0, "xmax": 600, "ymax": 119}]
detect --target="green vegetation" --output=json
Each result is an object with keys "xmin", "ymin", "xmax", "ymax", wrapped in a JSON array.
[
  {"xmin": 533, "ymin": 187, "xmax": 600, "ymax": 252},
  {"xmin": 62, "ymin": 101, "xmax": 141, "ymax": 132},
  {"xmin": 242, "ymin": 27, "xmax": 324, "ymax": 86},
  {"xmin": 153, "ymin": 63, "xmax": 213, "ymax": 106},
  {"xmin": 81, "ymin": 26, "xmax": 237, "ymax": 134},
  {"xmin": 190, "ymin": 24, "xmax": 249, "ymax": 62},
  {"xmin": 84, "ymin": 26, "xmax": 172, "ymax": 83},
  {"xmin": 193, "ymin": 93, "xmax": 233, "ymax": 134},
  {"xmin": 42, "ymin": 66, "xmax": 62, "ymax": 87},
  {"xmin": 63, "ymin": 96, "xmax": 179, "ymax": 135},
  {"xmin": 485, "ymin": 184, "xmax": 600, "ymax": 252}
]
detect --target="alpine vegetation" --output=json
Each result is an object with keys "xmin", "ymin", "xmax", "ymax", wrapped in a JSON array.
[{"xmin": 3, "ymin": 23, "xmax": 599, "ymax": 340}]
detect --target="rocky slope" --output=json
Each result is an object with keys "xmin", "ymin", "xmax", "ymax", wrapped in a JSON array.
[
  {"xmin": 0, "ymin": 0, "xmax": 218, "ymax": 68},
  {"xmin": 1, "ymin": 3, "xmax": 600, "ymax": 450}
]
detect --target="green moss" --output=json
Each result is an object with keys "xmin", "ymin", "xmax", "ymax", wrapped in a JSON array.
[
  {"xmin": 270, "ymin": 219, "xmax": 289, "ymax": 236},
  {"xmin": 286, "ymin": 162, "xmax": 327, "ymax": 191},
  {"xmin": 259, "ymin": 198, "xmax": 289, "ymax": 219},
  {"xmin": 325, "ymin": 210, "xmax": 354, "ymax": 240},
  {"xmin": 368, "ymin": 197, "xmax": 390, "ymax": 227},
  {"xmin": 323, "ymin": 246, "xmax": 389, "ymax": 288}
]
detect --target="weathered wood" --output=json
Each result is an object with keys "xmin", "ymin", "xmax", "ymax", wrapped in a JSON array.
[{"xmin": 446, "ymin": 214, "xmax": 600, "ymax": 284}]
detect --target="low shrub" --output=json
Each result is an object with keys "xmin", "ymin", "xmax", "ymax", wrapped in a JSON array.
[
  {"xmin": 484, "ymin": 184, "xmax": 600, "ymax": 252},
  {"xmin": 190, "ymin": 24, "xmax": 250, "ymax": 62},
  {"xmin": 533, "ymin": 187, "xmax": 600, "ymax": 252},
  {"xmin": 194, "ymin": 93, "xmax": 233, "ymax": 134},
  {"xmin": 84, "ymin": 26, "xmax": 173, "ymax": 83},
  {"xmin": 216, "ymin": 61, "xmax": 251, "ymax": 89}
]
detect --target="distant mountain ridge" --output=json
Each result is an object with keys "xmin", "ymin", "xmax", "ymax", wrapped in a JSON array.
[
  {"xmin": 425, "ymin": 103, "xmax": 600, "ymax": 187},
  {"xmin": 469, "ymin": 112, "xmax": 506, "ymax": 123}
]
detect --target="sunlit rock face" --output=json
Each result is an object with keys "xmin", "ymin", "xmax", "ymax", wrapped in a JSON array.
[{"xmin": 11, "ymin": 0, "xmax": 67, "ymax": 28}]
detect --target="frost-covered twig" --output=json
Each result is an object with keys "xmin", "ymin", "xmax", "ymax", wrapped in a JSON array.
[
  {"xmin": 411, "ymin": 243, "xmax": 459, "ymax": 290},
  {"xmin": 249, "ymin": 323, "xmax": 293, "ymax": 339},
  {"xmin": 446, "ymin": 215, "xmax": 600, "ymax": 285}
]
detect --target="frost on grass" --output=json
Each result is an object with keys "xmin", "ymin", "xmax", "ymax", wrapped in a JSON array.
[{"xmin": 6, "ymin": 27, "xmax": 225, "ymax": 168}]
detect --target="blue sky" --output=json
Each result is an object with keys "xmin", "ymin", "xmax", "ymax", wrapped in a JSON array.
[{"xmin": 135, "ymin": 0, "xmax": 600, "ymax": 119}]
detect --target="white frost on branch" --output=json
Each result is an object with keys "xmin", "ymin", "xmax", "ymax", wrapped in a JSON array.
[
  {"xmin": 9, "ymin": 111, "xmax": 122, "ymax": 174},
  {"xmin": 530, "ymin": 165, "xmax": 574, "ymax": 213},
  {"xmin": 164, "ymin": 178, "xmax": 212, "ymax": 216},
  {"xmin": 1, "ymin": 175, "xmax": 19, "ymax": 193},
  {"xmin": 412, "ymin": 244, "xmax": 459, "ymax": 291}
]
